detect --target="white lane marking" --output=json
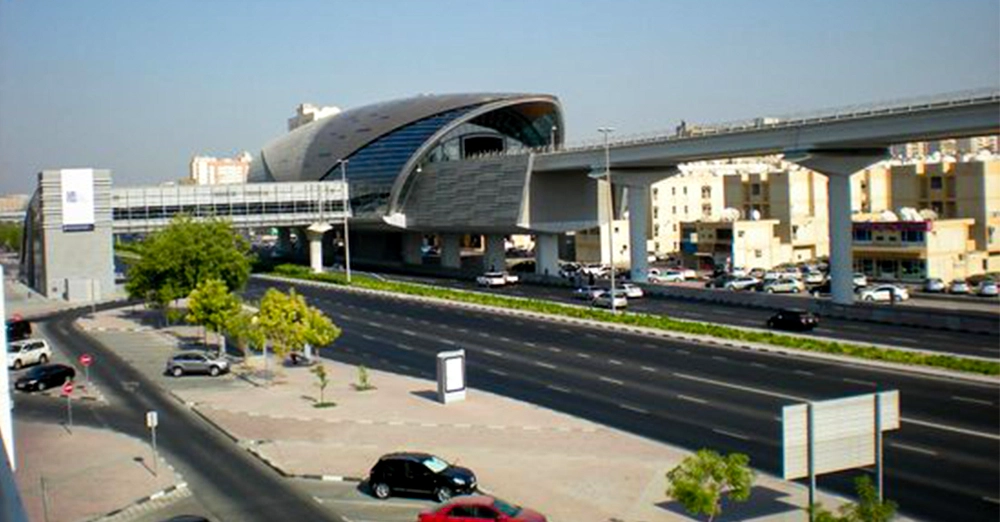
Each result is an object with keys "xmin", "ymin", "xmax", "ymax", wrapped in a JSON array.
[
  {"xmin": 585, "ymin": 333, "xmax": 597, "ymax": 339},
  {"xmin": 672, "ymin": 372, "xmax": 805, "ymax": 401},
  {"xmin": 888, "ymin": 442, "xmax": 938, "ymax": 456},
  {"xmin": 643, "ymin": 343, "xmax": 657, "ymax": 349},
  {"xmin": 441, "ymin": 339, "xmax": 456, "ymax": 346},
  {"xmin": 524, "ymin": 342, "xmax": 536, "ymax": 347},
  {"xmin": 712, "ymin": 355, "xmax": 727, "ymax": 361},
  {"xmin": 641, "ymin": 366, "xmax": 657, "ymax": 372},
  {"xmin": 535, "ymin": 361, "xmax": 557, "ymax": 370},
  {"xmin": 814, "ymin": 328, "xmax": 835, "ymax": 334},
  {"xmin": 599, "ymin": 376, "xmax": 624, "ymax": 385},
  {"xmin": 483, "ymin": 349, "xmax": 503, "ymax": 357},
  {"xmin": 903, "ymin": 418, "xmax": 1000, "ymax": 442},
  {"xmin": 952, "ymin": 395, "xmax": 994, "ymax": 406},
  {"xmin": 687, "ymin": 312, "xmax": 705, "ymax": 318},
  {"xmin": 794, "ymin": 370, "xmax": 814, "ymax": 376},
  {"xmin": 714, "ymin": 309, "xmax": 734, "ymax": 316},
  {"xmin": 498, "ymin": 337, "xmax": 511, "ymax": 342},
  {"xmin": 402, "ymin": 329, "xmax": 417, "ymax": 336},
  {"xmin": 984, "ymin": 496, "xmax": 1000, "ymax": 505},
  {"xmin": 713, "ymin": 428, "xmax": 750, "ymax": 441},
  {"xmin": 613, "ymin": 339, "xmax": 626, "ymax": 344},
  {"xmin": 361, "ymin": 334, "xmax": 376, "ymax": 341},
  {"xmin": 548, "ymin": 346, "xmax": 561, "ymax": 353},
  {"xmin": 478, "ymin": 332, "xmax": 491, "ymax": 338},
  {"xmin": 843, "ymin": 378, "xmax": 876, "ymax": 386},
  {"xmin": 620, "ymin": 404, "xmax": 649, "ymax": 414},
  {"xmin": 365, "ymin": 320, "xmax": 383, "ymax": 327},
  {"xmin": 547, "ymin": 384, "xmax": 571, "ymax": 393},
  {"xmin": 457, "ymin": 328, "xmax": 469, "ymax": 333},
  {"xmin": 577, "ymin": 353, "xmax": 591, "ymax": 359},
  {"xmin": 888, "ymin": 336, "xmax": 913, "ymax": 344},
  {"xmin": 676, "ymin": 349, "xmax": 690, "ymax": 355},
  {"xmin": 608, "ymin": 359, "xmax": 623, "ymax": 365},
  {"xmin": 559, "ymin": 328, "xmax": 571, "ymax": 333},
  {"xmin": 488, "ymin": 369, "xmax": 508, "ymax": 377},
  {"xmin": 677, "ymin": 394, "xmax": 707, "ymax": 404},
  {"xmin": 750, "ymin": 362, "xmax": 768, "ymax": 368},
  {"xmin": 396, "ymin": 344, "xmax": 414, "ymax": 351}
]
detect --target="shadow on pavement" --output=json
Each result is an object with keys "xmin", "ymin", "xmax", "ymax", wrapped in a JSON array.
[{"xmin": 657, "ymin": 485, "xmax": 802, "ymax": 520}]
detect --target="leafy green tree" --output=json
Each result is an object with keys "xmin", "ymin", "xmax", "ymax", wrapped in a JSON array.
[
  {"xmin": 256, "ymin": 287, "xmax": 341, "ymax": 360},
  {"xmin": 125, "ymin": 215, "xmax": 252, "ymax": 317},
  {"xmin": 311, "ymin": 363, "xmax": 333, "ymax": 406},
  {"xmin": 0, "ymin": 223, "xmax": 23, "ymax": 253},
  {"xmin": 224, "ymin": 308, "xmax": 265, "ymax": 360},
  {"xmin": 186, "ymin": 278, "xmax": 241, "ymax": 351},
  {"xmin": 812, "ymin": 476, "xmax": 897, "ymax": 522},
  {"xmin": 665, "ymin": 449, "xmax": 755, "ymax": 522}
]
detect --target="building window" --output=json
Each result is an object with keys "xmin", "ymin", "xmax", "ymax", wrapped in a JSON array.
[
  {"xmin": 901, "ymin": 230, "xmax": 925, "ymax": 243},
  {"xmin": 751, "ymin": 184, "xmax": 761, "ymax": 196},
  {"xmin": 683, "ymin": 187, "xmax": 688, "ymax": 195},
  {"xmin": 673, "ymin": 224, "xmax": 678, "ymax": 232},
  {"xmin": 792, "ymin": 225, "xmax": 799, "ymax": 239},
  {"xmin": 755, "ymin": 249, "xmax": 762, "ymax": 258},
  {"xmin": 684, "ymin": 205, "xmax": 688, "ymax": 214},
  {"xmin": 653, "ymin": 208, "xmax": 659, "ymax": 219},
  {"xmin": 702, "ymin": 186, "xmax": 712, "ymax": 198},
  {"xmin": 653, "ymin": 188, "xmax": 658, "ymax": 197},
  {"xmin": 930, "ymin": 176, "xmax": 943, "ymax": 189},
  {"xmin": 853, "ymin": 229, "xmax": 872, "ymax": 242},
  {"xmin": 702, "ymin": 204, "xmax": 712, "ymax": 216},
  {"xmin": 672, "ymin": 206, "xmax": 677, "ymax": 214},
  {"xmin": 672, "ymin": 187, "xmax": 676, "ymax": 196},
  {"xmin": 738, "ymin": 231, "xmax": 745, "ymax": 238}
]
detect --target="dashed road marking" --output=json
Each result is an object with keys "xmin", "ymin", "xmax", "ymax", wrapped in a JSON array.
[
  {"xmin": 677, "ymin": 394, "xmax": 707, "ymax": 404},
  {"xmin": 641, "ymin": 366, "xmax": 657, "ymax": 372},
  {"xmin": 402, "ymin": 329, "xmax": 417, "ymax": 336},
  {"xmin": 643, "ymin": 343, "xmax": 657, "ymax": 349},
  {"xmin": 712, "ymin": 355, "xmax": 727, "ymax": 361},
  {"xmin": 620, "ymin": 404, "xmax": 649, "ymax": 414},
  {"xmin": 484, "ymin": 349, "xmax": 503, "ymax": 357},
  {"xmin": 676, "ymin": 349, "xmax": 690, "ymax": 355},
  {"xmin": 577, "ymin": 353, "xmax": 591, "ymax": 359},
  {"xmin": 535, "ymin": 361, "xmax": 557, "ymax": 369},
  {"xmin": 713, "ymin": 428, "xmax": 750, "ymax": 441},
  {"xmin": 548, "ymin": 346, "xmax": 561, "ymax": 353},
  {"xmin": 888, "ymin": 442, "xmax": 938, "ymax": 456},
  {"xmin": 843, "ymin": 377, "xmax": 876, "ymax": 386},
  {"xmin": 547, "ymin": 384, "xmax": 571, "ymax": 393},
  {"xmin": 441, "ymin": 339, "xmax": 457, "ymax": 346},
  {"xmin": 608, "ymin": 359, "xmax": 623, "ymax": 365},
  {"xmin": 397, "ymin": 344, "xmax": 414, "ymax": 351},
  {"xmin": 952, "ymin": 395, "xmax": 993, "ymax": 406},
  {"xmin": 794, "ymin": 370, "xmax": 814, "ymax": 376},
  {"xmin": 599, "ymin": 376, "xmax": 624, "ymax": 385},
  {"xmin": 487, "ymin": 369, "xmax": 508, "ymax": 377}
]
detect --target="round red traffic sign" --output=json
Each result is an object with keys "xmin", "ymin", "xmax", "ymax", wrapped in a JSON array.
[
  {"xmin": 62, "ymin": 381, "xmax": 74, "ymax": 395},
  {"xmin": 79, "ymin": 354, "xmax": 93, "ymax": 367}
]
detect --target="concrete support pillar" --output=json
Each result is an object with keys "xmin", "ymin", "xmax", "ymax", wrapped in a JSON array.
[
  {"xmin": 786, "ymin": 149, "xmax": 888, "ymax": 306},
  {"xmin": 534, "ymin": 233, "xmax": 559, "ymax": 278},
  {"xmin": 627, "ymin": 185, "xmax": 650, "ymax": 283},
  {"xmin": 483, "ymin": 234, "xmax": 506, "ymax": 272},
  {"xmin": 306, "ymin": 223, "xmax": 332, "ymax": 274},
  {"xmin": 441, "ymin": 233, "xmax": 462, "ymax": 269},
  {"xmin": 402, "ymin": 232, "xmax": 423, "ymax": 265}
]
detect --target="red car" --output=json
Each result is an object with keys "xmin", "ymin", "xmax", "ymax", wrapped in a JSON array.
[{"xmin": 417, "ymin": 495, "xmax": 546, "ymax": 522}]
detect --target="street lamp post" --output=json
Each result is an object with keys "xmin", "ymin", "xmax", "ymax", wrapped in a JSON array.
[
  {"xmin": 338, "ymin": 159, "xmax": 352, "ymax": 284},
  {"xmin": 598, "ymin": 127, "xmax": 616, "ymax": 311},
  {"xmin": 550, "ymin": 124, "xmax": 558, "ymax": 152}
]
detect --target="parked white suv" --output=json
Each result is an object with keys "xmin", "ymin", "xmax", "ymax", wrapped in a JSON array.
[
  {"xmin": 476, "ymin": 272, "xmax": 507, "ymax": 287},
  {"xmin": 7, "ymin": 339, "xmax": 52, "ymax": 370},
  {"xmin": 763, "ymin": 278, "xmax": 805, "ymax": 294}
]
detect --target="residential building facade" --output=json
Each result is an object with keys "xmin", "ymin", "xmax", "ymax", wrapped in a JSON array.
[
  {"xmin": 189, "ymin": 152, "xmax": 253, "ymax": 185},
  {"xmin": 288, "ymin": 103, "xmax": 342, "ymax": 132}
]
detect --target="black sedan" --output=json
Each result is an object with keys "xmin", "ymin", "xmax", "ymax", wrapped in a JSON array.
[
  {"xmin": 766, "ymin": 309, "xmax": 819, "ymax": 331},
  {"xmin": 14, "ymin": 364, "xmax": 76, "ymax": 392}
]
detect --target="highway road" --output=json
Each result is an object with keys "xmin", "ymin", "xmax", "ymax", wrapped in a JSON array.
[
  {"xmin": 22, "ymin": 309, "xmax": 345, "ymax": 522},
  {"xmin": 248, "ymin": 278, "xmax": 1000, "ymax": 522},
  {"xmin": 376, "ymin": 273, "xmax": 1000, "ymax": 359}
]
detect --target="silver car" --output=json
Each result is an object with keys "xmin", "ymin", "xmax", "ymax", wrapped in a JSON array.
[{"xmin": 166, "ymin": 351, "xmax": 229, "ymax": 377}]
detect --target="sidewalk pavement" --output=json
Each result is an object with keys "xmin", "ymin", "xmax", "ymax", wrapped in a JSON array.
[
  {"xmin": 74, "ymin": 305, "xmax": 867, "ymax": 522},
  {"xmin": 13, "ymin": 420, "xmax": 183, "ymax": 522}
]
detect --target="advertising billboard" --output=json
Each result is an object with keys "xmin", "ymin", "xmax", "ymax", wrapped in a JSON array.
[{"xmin": 60, "ymin": 168, "xmax": 95, "ymax": 231}]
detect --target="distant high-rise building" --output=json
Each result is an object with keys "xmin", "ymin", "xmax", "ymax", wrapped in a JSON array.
[
  {"xmin": 891, "ymin": 135, "xmax": 998, "ymax": 158},
  {"xmin": 189, "ymin": 152, "xmax": 253, "ymax": 185},
  {"xmin": 288, "ymin": 103, "xmax": 342, "ymax": 132}
]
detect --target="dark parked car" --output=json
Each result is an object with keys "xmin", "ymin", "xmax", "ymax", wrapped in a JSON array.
[
  {"xmin": 766, "ymin": 309, "xmax": 819, "ymax": 331},
  {"xmin": 14, "ymin": 364, "xmax": 76, "ymax": 392},
  {"xmin": 6, "ymin": 318, "xmax": 32, "ymax": 342},
  {"xmin": 165, "ymin": 351, "xmax": 230, "ymax": 377},
  {"xmin": 368, "ymin": 452, "xmax": 477, "ymax": 502}
]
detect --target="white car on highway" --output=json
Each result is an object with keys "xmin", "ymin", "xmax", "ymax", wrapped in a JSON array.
[
  {"xmin": 592, "ymin": 290, "xmax": 628, "ymax": 309},
  {"xmin": 762, "ymin": 278, "xmax": 805, "ymax": 294},
  {"xmin": 503, "ymin": 271, "xmax": 519, "ymax": 284},
  {"xmin": 650, "ymin": 269, "xmax": 685, "ymax": 283},
  {"xmin": 476, "ymin": 272, "xmax": 507, "ymax": 287},
  {"xmin": 7, "ymin": 339, "xmax": 52, "ymax": 370},
  {"xmin": 620, "ymin": 283, "xmax": 644, "ymax": 298},
  {"xmin": 857, "ymin": 284, "xmax": 909, "ymax": 302},
  {"xmin": 725, "ymin": 276, "xmax": 760, "ymax": 291}
]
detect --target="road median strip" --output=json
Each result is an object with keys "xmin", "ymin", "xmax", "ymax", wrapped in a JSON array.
[{"xmin": 259, "ymin": 265, "xmax": 1000, "ymax": 378}]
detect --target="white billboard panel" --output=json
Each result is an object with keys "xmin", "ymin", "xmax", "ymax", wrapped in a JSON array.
[
  {"xmin": 60, "ymin": 168, "xmax": 95, "ymax": 231},
  {"xmin": 783, "ymin": 391, "xmax": 899, "ymax": 480}
]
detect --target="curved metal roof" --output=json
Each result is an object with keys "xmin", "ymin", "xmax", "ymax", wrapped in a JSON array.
[{"xmin": 259, "ymin": 93, "xmax": 556, "ymax": 183}]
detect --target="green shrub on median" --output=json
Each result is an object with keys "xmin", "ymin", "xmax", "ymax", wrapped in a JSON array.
[{"xmin": 270, "ymin": 264, "xmax": 999, "ymax": 376}]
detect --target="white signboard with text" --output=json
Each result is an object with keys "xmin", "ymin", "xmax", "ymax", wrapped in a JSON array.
[
  {"xmin": 60, "ymin": 168, "xmax": 95, "ymax": 231},
  {"xmin": 783, "ymin": 390, "xmax": 899, "ymax": 480}
]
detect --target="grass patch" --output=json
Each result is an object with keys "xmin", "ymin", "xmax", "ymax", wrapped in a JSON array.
[
  {"xmin": 312, "ymin": 402, "xmax": 337, "ymax": 408},
  {"xmin": 270, "ymin": 264, "xmax": 999, "ymax": 376}
]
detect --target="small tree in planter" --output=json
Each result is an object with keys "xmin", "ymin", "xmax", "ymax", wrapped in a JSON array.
[
  {"xmin": 353, "ymin": 365, "xmax": 376, "ymax": 391},
  {"xmin": 311, "ymin": 363, "xmax": 335, "ymax": 408},
  {"xmin": 666, "ymin": 449, "xmax": 755, "ymax": 522}
]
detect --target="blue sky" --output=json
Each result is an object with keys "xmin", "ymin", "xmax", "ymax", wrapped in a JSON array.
[{"xmin": 1, "ymin": 0, "xmax": 997, "ymax": 193}]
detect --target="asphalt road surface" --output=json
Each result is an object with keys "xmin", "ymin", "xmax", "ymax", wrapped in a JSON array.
[
  {"xmin": 379, "ymin": 273, "xmax": 1000, "ymax": 359},
  {"xmin": 22, "ymin": 310, "xmax": 346, "ymax": 522},
  {"xmin": 248, "ymin": 278, "xmax": 1000, "ymax": 522}
]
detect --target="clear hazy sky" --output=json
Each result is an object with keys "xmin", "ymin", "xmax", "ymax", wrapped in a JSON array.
[{"xmin": 1, "ymin": 0, "xmax": 997, "ymax": 194}]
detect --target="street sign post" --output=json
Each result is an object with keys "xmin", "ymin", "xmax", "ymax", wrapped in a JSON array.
[
  {"xmin": 62, "ymin": 381, "xmax": 74, "ymax": 430},
  {"xmin": 79, "ymin": 354, "xmax": 93, "ymax": 386},
  {"xmin": 146, "ymin": 411, "xmax": 159, "ymax": 475}
]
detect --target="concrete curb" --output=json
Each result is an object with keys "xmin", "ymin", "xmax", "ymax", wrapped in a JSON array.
[
  {"xmin": 255, "ymin": 274, "xmax": 1000, "ymax": 385},
  {"xmin": 88, "ymin": 482, "xmax": 189, "ymax": 522}
]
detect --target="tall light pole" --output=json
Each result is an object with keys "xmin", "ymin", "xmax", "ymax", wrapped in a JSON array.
[
  {"xmin": 598, "ymin": 127, "xmax": 616, "ymax": 311},
  {"xmin": 338, "ymin": 159, "xmax": 352, "ymax": 284},
  {"xmin": 550, "ymin": 124, "xmax": 558, "ymax": 152}
]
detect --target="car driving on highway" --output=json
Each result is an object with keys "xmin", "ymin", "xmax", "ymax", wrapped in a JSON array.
[
  {"xmin": 592, "ymin": 289, "xmax": 628, "ymax": 309},
  {"xmin": 476, "ymin": 272, "xmax": 508, "ymax": 287},
  {"xmin": 766, "ymin": 309, "xmax": 819, "ymax": 331},
  {"xmin": 857, "ymin": 284, "xmax": 909, "ymax": 302}
]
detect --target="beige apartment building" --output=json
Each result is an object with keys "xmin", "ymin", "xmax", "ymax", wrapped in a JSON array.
[
  {"xmin": 189, "ymin": 152, "xmax": 253, "ymax": 185},
  {"xmin": 851, "ymin": 156, "xmax": 1000, "ymax": 281}
]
